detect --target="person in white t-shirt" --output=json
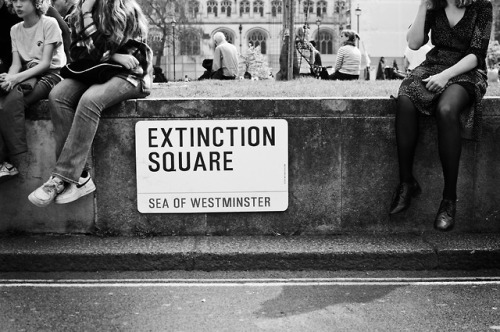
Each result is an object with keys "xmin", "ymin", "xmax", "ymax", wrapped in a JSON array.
[
  {"xmin": 403, "ymin": 44, "xmax": 432, "ymax": 72},
  {"xmin": 0, "ymin": 0, "xmax": 65, "ymax": 184}
]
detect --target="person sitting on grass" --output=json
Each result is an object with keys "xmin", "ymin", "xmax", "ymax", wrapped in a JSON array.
[
  {"xmin": 329, "ymin": 29, "xmax": 361, "ymax": 81},
  {"xmin": 211, "ymin": 32, "xmax": 238, "ymax": 80}
]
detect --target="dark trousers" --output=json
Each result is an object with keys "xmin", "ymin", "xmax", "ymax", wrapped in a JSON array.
[
  {"xmin": 211, "ymin": 68, "xmax": 236, "ymax": 80},
  {"xmin": 328, "ymin": 71, "xmax": 359, "ymax": 81}
]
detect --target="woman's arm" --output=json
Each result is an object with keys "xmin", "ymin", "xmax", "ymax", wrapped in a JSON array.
[
  {"xmin": 334, "ymin": 47, "xmax": 345, "ymax": 72},
  {"xmin": 422, "ymin": 54, "xmax": 477, "ymax": 92},
  {"xmin": 423, "ymin": 1, "xmax": 492, "ymax": 93},
  {"xmin": 407, "ymin": 0, "xmax": 429, "ymax": 50}
]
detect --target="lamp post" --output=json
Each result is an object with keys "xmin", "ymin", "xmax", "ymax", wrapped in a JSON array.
[
  {"xmin": 171, "ymin": 19, "xmax": 176, "ymax": 81},
  {"xmin": 239, "ymin": 24, "xmax": 242, "ymax": 52},
  {"xmin": 354, "ymin": 5, "xmax": 361, "ymax": 47},
  {"xmin": 316, "ymin": 18, "xmax": 321, "ymax": 53}
]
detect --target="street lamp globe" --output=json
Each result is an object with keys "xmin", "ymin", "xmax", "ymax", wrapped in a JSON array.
[
  {"xmin": 355, "ymin": 4, "xmax": 361, "ymax": 17},
  {"xmin": 316, "ymin": 18, "xmax": 321, "ymax": 52}
]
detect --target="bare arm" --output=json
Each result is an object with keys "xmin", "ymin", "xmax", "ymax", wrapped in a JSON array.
[
  {"xmin": 407, "ymin": 1, "xmax": 428, "ymax": 50},
  {"xmin": 423, "ymin": 54, "xmax": 477, "ymax": 92},
  {"xmin": 0, "ymin": 44, "xmax": 55, "ymax": 91}
]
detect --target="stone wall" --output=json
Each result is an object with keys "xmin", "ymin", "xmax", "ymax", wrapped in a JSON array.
[{"xmin": 1, "ymin": 97, "xmax": 499, "ymax": 235}]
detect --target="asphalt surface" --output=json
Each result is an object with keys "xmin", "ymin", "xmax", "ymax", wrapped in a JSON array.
[
  {"xmin": 1, "ymin": 270, "xmax": 500, "ymax": 331},
  {"xmin": 1, "ymin": 233, "xmax": 499, "ymax": 271}
]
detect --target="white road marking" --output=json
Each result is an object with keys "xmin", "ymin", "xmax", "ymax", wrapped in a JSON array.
[{"xmin": 1, "ymin": 277, "xmax": 500, "ymax": 287}]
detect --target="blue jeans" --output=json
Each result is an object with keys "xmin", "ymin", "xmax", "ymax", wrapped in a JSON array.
[
  {"xmin": 0, "ymin": 73, "xmax": 62, "ymax": 163},
  {"xmin": 49, "ymin": 77, "xmax": 147, "ymax": 184}
]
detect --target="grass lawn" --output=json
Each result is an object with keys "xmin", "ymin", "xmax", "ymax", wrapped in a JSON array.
[{"xmin": 150, "ymin": 77, "xmax": 500, "ymax": 98}]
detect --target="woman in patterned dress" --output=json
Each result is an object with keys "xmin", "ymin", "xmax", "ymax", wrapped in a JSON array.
[{"xmin": 389, "ymin": 0, "xmax": 492, "ymax": 231}]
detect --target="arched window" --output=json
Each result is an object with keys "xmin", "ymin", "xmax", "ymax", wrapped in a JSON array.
[
  {"xmin": 335, "ymin": 0, "xmax": 346, "ymax": 13},
  {"xmin": 188, "ymin": 0, "xmax": 200, "ymax": 18},
  {"xmin": 317, "ymin": 30, "xmax": 334, "ymax": 54},
  {"xmin": 180, "ymin": 30, "xmax": 201, "ymax": 55},
  {"xmin": 240, "ymin": 0, "xmax": 250, "ymax": 15},
  {"xmin": 207, "ymin": 0, "xmax": 218, "ymax": 16},
  {"xmin": 253, "ymin": 0, "xmax": 264, "ymax": 17},
  {"xmin": 303, "ymin": 0, "xmax": 313, "ymax": 14},
  {"xmin": 316, "ymin": 0, "xmax": 326, "ymax": 17},
  {"xmin": 221, "ymin": 0, "xmax": 232, "ymax": 16},
  {"xmin": 248, "ymin": 30, "xmax": 267, "ymax": 54},
  {"xmin": 271, "ymin": 0, "xmax": 282, "ymax": 17}
]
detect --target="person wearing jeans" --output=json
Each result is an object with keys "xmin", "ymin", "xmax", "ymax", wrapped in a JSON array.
[
  {"xmin": 0, "ymin": 0, "xmax": 65, "ymax": 184},
  {"xmin": 28, "ymin": 0, "xmax": 152, "ymax": 206}
]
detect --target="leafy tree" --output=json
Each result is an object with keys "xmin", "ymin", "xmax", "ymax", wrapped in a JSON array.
[
  {"xmin": 138, "ymin": 0, "xmax": 201, "ymax": 66},
  {"xmin": 239, "ymin": 45, "xmax": 272, "ymax": 79}
]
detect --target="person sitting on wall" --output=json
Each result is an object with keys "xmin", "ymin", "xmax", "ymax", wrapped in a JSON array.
[
  {"xmin": 52, "ymin": 0, "xmax": 76, "ymax": 24},
  {"xmin": 210, "ymin": 32, "xmax": 238, "ymax": 80}
]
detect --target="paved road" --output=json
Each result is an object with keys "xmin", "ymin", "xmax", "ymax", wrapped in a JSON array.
[{"xmin": 1, "ymin": 270, "xmax": 500, "ymax": 332}]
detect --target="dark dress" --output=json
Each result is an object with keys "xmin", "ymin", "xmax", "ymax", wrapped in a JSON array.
[{"xmin": 398, "ymin": 0, "xmax": 492, "ymax": 140}]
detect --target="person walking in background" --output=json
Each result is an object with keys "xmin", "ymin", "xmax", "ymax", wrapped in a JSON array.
[
  {"xmin": 28, "ymin": 0, "xmax": 152, "ymax": 206},
  {"xmin": 376, "ymin": 56, "xmax": 386, "ymax": 80},
  {"xmin": 329, "ymin": 29, "xmax": 361, "ymax": 80},
  {"xmin": 211, "ymin": 31, "xmax": 238, "ymax": 80},
  {"xmin": 389, "ymin": 0, "xmax": 492, "ymax": 231},
  {"xmin": 0, "ymin": 0, "xmax": 65, "ymax": 184}
]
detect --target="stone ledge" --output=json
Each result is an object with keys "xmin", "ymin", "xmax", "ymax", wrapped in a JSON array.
[{"xmin": 26, "ymin": 96, "xmax": 500, "ymax": 120}]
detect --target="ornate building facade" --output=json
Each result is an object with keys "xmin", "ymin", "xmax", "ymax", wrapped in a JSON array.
[
  {"xmin": 148, "ymin": 0, "xmax": 500, "ymax": 81},
  {"xmin": 148, "ymin": 0, "xmax": 351, "ymax": 80}
]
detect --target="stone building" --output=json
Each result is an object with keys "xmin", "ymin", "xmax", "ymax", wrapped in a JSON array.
[
  {"xmin": 148, "ymin": 0, "xmax": 500, "ymax": 81},
  {"xmin": 148, "ymin": 0, "xmax": 351, "ymax": 80}
]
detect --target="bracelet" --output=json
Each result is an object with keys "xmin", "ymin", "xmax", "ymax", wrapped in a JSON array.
[{"xmin": 82, "ymin": 11, "xmax": 92, "ymax": 17}]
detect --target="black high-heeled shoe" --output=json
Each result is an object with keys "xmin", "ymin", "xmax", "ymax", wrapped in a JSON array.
[
  {"xmin": 389, "ymin": 179, "xmax": 422, "ymax": 215},
  {"xmin": 434, "ymin": 199, "xmax": 456, "ymax": 231}
]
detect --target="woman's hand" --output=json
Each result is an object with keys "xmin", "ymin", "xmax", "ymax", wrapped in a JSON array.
[
  {"xmin": 111, "ymin": 54, "xmax": 139, "ymax": 70},
  {"xmin": 422, "ymin": 72, "xmax": 450, "ymax": 93},
  {"xmin": 81, "ymin": 0, "xmax": 96, "ymax": 13}
]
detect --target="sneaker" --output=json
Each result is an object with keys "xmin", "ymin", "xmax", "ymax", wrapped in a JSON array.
[
  {"xmin": 0, "ymin": 162, "xmax": 19, "ymax": 184},
  {"xmin": 55, "ymin": 172, "xmax": 96, "ymax": 204},
  {"xmin": 28, "ymin": 176, "xmax": 66, "ymax": 207}
]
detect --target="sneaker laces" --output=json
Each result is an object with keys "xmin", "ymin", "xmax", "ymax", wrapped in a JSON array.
[{"xmin": 42, "ymin": 177, "xmax": 64, "ymax": 195}]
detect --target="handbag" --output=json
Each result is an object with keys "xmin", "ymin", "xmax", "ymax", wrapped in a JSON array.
[{"xmin": 60, "ymin": 39, "xmax": 149, "ymax": 84}]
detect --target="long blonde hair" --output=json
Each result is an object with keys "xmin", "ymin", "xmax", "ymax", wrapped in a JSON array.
[
  {"xmin": 76, "ymin": 0, "xmax": 148, "ymax": 45},
  {"xmin": 426, "ymin": 0, "xmax": 477, "ymax": 9}
]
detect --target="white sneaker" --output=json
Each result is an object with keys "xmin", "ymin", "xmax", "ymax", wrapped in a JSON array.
[
  {"xmin": 0, "ymin": 162, "xmax": 19, "ymax": 184},
  {"xmin": 28, "ymin": 176, "xmax": 65, "ymax": 207},
  {"xmin": 55, "ymin": 172, "xmax": 96, "ymax": 204}
]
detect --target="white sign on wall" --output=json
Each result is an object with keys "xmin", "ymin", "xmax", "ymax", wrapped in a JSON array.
[{"xmin": 135, "ymin": 119, "xmax": 288, "ymax": 213}]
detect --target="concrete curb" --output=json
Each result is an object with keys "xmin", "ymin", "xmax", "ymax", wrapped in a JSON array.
[{"xmin": 1, "ymin": 234, "xmax": 499, "ymax": 272}]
